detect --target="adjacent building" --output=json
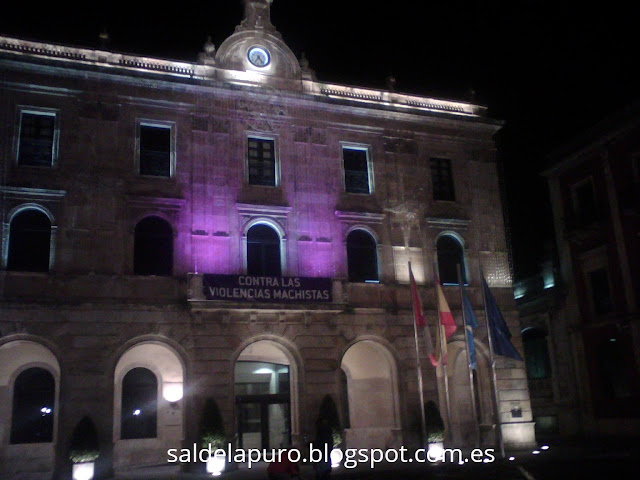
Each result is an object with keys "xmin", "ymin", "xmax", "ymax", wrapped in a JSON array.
[
  {"xmin": 537, "ymin": 102, "xmax": 640, "ymax": 438},
  {"xmin": 0, "ymin": 1, "xmax": 534, "ymax": 478}
]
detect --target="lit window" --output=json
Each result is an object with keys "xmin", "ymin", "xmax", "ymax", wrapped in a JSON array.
[
  {"xmin": 134, "ymin": 216, "xmax": 173, "ymax": 276},
  {"xmin": 247, "ymin": 224, "xmax": 281, "ymax": 276},
  {"xmin": 17, "ymin": 110, "xmax": 58, "ymax": 167},
  {"xmin": 346, "ymin": 229, "xmax": 378, "ymax": 282},
  {"xmin": 343, "ymin": 147, "xmax": 371, "ymax": 194},
  {"xmin": 436, "ymin": 234, "xmax": 466, "ymax": 285},
  {"xmin": 7, "ymin": 209, "xmax": 52, "ymax": 272},
  {"xmin": 139, "ymin": 123, "xmax": 173, "ymax": 177},
  {"xmin": 11, "ymin": 367, "xmax": 55, "ymax": 444},
  {"xmin": 522, "ymin": 328, "xmax": 551, "ymax": 379},
  {"xmin": 121, "ymin": 368, "xmax": 157, "ymax": 439},
  {"xmin": 430, "ymin": 158, "xmax": 455, "ymax": 201},
  {"xmin": 248, "ymin": 138, "xmax": 276, "ymax": 186}
]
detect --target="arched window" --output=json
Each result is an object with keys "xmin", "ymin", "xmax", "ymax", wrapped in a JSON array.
[
  {"xmin": 121, "ymin": 367, "xmax": 157, "ymax": 439},
  {"xmin": 436, "ymin": 234, "xmax": 466, "ymax": 285},
  {"xmin": 11, "ymin": 367, "xmax": 55, "ymax": 444},
  {"xmin": 247, "ymin": 224, "xmax": 281, "ymax": 276},
  {"xmin": 134, "ymin": 216, "xmax": 173, "ymax": 276},
  {"xmin": 522, "ymin": 328, "xmax": 551, "ymax": 379},
  {"xmin": 346, "ymin": 229, "xmax": 378, "ymax": 282},
  {"xmin": 7, "ymin": 209, "xmax": 51, "ymax": 272}
]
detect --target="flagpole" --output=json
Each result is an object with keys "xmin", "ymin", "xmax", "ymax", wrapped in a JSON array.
[
  {"xmin": 481, "ymin": 271, "xmax": 506, "ymax": 459},
  {"xmin": 434, "ymin": 261, "xmax": 453, "ymax": 443},
  {"xmin": 409, "ymin": 262, "xmax": 428, "ymax": 448},
  {"xmin": 457, "ymin": 264, "xmax": 480, "ymax": 448}
]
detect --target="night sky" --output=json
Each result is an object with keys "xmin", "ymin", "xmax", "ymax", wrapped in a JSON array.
[{"xmin": 1, "ymin": 1, "xmax": 636, "ymax": 279}]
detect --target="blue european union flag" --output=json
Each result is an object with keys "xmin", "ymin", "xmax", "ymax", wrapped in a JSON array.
[
  {"xmin": 462, "ymin": 284, "xmax": 478, "ymax": 369},
  {"xmin": 482, "ymin": 275, "xmax": 523, "ymax": 361}
]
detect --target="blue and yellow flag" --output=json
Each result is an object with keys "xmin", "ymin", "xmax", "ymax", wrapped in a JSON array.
[
  {"xmin": 461, "ymin": 284, "xmax": 478, "ymax": 369},
  {"xmin": 482, "ymin": 275, "xmax": 523, "ymax": 361}
]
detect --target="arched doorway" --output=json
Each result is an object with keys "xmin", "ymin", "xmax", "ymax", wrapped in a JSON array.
[
  {"xmin": 340, "ymin": 340, "xmax": 400, "ymax": 449},
  {"xmin": 234, "ymin": 340, "xmax": 298, "ymax": 450},
  {"xmin": 447, "ymin": 340, "xmax": 493, "ymax": 447}
]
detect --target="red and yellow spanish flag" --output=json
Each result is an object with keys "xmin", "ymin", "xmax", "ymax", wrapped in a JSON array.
[
  {"xmin": 429, "ymin": 281, "xmax": 458, "ymax": 366},
  {"xmin": 410, "ymin": 263, "xmax": 435, "ymax": 361}
]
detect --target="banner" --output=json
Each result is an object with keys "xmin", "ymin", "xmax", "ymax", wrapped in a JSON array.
[{"xmin": 202, "ymin": 274, "xmax": 332, "ymax": 303}]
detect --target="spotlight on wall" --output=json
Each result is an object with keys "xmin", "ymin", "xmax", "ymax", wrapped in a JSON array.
[{"xmin": 163, "ymin": 382, "xmax": 184, "ymax": 402}]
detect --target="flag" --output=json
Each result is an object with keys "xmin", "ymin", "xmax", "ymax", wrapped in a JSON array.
[
  {"xmin": 461, "ymin": 284, "xmax": 478, "ymax": 369},
  {"xmin": 482, "ymin": 275, "xmax": 523, "ymax": 361},
  {"xmin": 430, "ymin": 280, "xmax": 458, "ymax": 366},
  {"xmin": 409, "ymin": 263, "xmax": 435, "ymax": 360}
]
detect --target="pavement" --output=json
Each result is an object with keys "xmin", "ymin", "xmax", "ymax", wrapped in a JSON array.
[{"xmin": 107, "ymin": 438, "xmax": 640, "ymax": 480}]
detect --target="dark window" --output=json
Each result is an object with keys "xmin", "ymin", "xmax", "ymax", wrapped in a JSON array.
[
  {"xmin": 598, "ymin": 338, "xmax": 633, "ymax": 400},
  {"xmin": 134, "ymin": 216, "xmax": 173, "ymax": 276},
  {"xmin": 589, "ymin": 268, "xmax": 612, "ymax": 315},
  {"xmin": 248, "ymin": 138, "xmax": 276, "ymax": 186},
  {"xmin": 140, "ymin": 125, "xmax": 171, "ymax": 177},
  {"xmin": 437, "ymin": 235, "xmax": 466, "ymax": 285},
  {"xmin": 247, "ymin": 224, "xmax": 281, "ymax": 276},
  {"xmin": 11, "ymin": 367, "xmax": 55, "ymax": 444},
  {"xmin": 346, "ymin": 229, "xmax": 378, "ymax": 282},
  {"xmin": 343, "ymin": 148, "xmax": 370, "ymax": 194},
  {"xmin": 522, "ymin": 328, "xmax": 551, "ymax": 379},
  {"xmin": 574, "ymin": 181, "xmax": 597, "ymax": 226},
  {"xmin": 430, "ymin": 158, "xmax": 455, "ymax": 201},
  {"xmin": 18, "ymin": 112, "xmax": 56, "ymax": 167},
  {"xmin": 121, "ymin": 367, "xmax": 157, "ymax": 439},
  {"xmin": 7, "ymin": 209, "xmax": 51, "ymax": 272}
]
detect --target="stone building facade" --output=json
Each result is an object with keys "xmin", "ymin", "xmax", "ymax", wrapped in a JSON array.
[
  {"xmin": 537, "ymin": 102, "xmax": 640, "ymax": 439},
  {"xmin": 0, "ymin": 1, "xmax": 534, "ymax": 478}
]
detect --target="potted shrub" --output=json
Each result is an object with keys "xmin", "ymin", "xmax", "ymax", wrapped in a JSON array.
[
  {"xmin": 200, "ymin": 398, "xmax": 226, "ymax": 476},
  {"xmin": 330, "ymin": 428, "xmax": 344, "ymax": 467},
  {"xmin": 318, "ymin": 395, "xmax": 343, "ymax": 468},
  {"xmin": 69, "ymin": 417, "xmax": 99, "ymax": 480},
  {"xmin": 424, "ymin": 401, "xmax": 445, "ymax": 461}
]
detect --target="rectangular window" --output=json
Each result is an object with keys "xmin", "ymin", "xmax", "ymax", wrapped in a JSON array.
[
  {"xmin": 589, "ymin": 268, "xmax": 613, "ymax": 315},
  {"xmin": 343, "ymin": 147, "xmax": 371, "ymax": 194},
  {"xmin": 573, "ymin": 179, "xmax": 597, "ymax": 226},
  {"xmin": 17, "ymin": 110, "xmax": 58, "ymax": 167},
  {"xmin": 248, "ymin": 137, "xmax": 276, "ymax": 186},
  {"xmin": 139, "ymin": 123, "xmax": 173, "ymax": 177},
  {"xmin": 430, "ymin": 158, "xmax": 455, "ymax": 201}
]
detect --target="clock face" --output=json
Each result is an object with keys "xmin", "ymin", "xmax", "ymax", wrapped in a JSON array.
[{"xmin": 248, "ymin": 46, "xmax": 270, "ymax": 68}]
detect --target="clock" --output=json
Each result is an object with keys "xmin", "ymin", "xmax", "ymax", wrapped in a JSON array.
[{"xmin": 248, "ymin": 46, "xmax": 270, "ymax": 68}]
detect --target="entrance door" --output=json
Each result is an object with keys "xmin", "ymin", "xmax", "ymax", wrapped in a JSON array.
[
  {"xmin": 236, "ymin": 395, "xmax": 290, "ymax": 449},
  {"xmin": 235, "ymin": 359, "xmax": 291, "ymax": 450}
]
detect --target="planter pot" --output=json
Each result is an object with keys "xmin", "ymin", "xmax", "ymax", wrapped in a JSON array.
[
  {"xmin": 72, "ymin": 461, "xmax": 95, "ymax": 480},
  {"xmin": 206, "ymin": 451, "xmax": 226, "ymax": 476},
  {"xmin": 330, "ymin": 448, "xmax": 343, "ymax": 468}
]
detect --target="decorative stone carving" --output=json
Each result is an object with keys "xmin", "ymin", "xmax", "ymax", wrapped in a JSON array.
[{"xmin": 238, "ymin": 0, "xmax": 279, "ymax": 36}]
